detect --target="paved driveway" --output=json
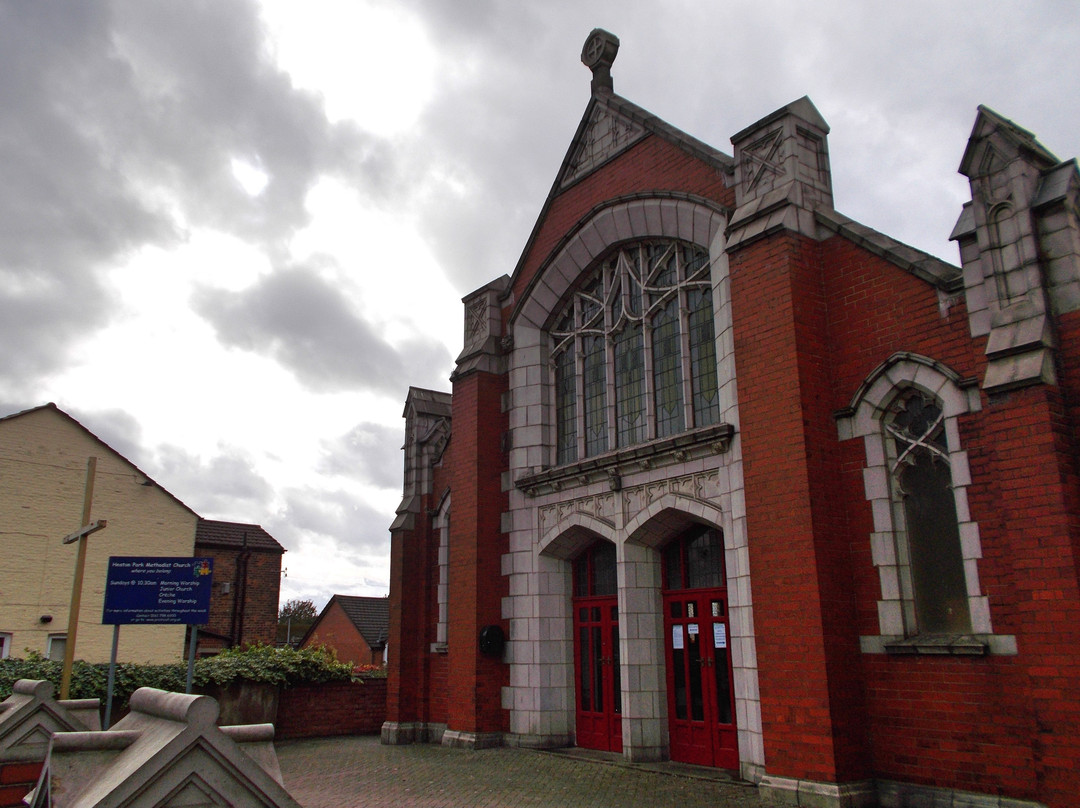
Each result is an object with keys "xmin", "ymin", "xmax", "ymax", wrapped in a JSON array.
[{"xmin": 277, "ymin": 736, "xmax": 762, "ymax": 808}]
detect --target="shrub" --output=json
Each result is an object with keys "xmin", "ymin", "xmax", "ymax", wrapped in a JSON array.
[{"xmin": 0, "ymin": 644, "xmax": 354, "ymax": 707}]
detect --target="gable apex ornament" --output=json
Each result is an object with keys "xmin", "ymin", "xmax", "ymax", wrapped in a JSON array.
[{"xmin": 581, "ymin": 29, "xmax": 619, "ymax": 93}]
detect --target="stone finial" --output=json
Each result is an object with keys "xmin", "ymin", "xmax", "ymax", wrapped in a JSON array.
[{"xmin": 581, "ymin": 29, "xmax": 619, "ymax": 94}]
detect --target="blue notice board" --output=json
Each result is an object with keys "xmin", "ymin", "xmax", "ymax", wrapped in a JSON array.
[{"xmin": 102, "ymin": 557, "xmax": 213, "ymax": 625}]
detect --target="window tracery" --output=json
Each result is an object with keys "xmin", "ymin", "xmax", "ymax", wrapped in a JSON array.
[
  {"xmin": 551, "ymin": 239, "xmax": 719, "ymax": 464},
  {"xmin": 886, "ymin": 391, "xmax": 971, "ymax": 635}
]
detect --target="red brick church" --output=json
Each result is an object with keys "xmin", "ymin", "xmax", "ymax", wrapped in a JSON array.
[{"xmin": 385, "ymin": 30, "xmax": 1080, "ymax": 808}]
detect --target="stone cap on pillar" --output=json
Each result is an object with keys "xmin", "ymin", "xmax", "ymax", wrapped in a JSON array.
[
  {"xmin": 727, "ymin": 96, "xmax": 833, "ymax": 250},
  {"xmin": 453, "ymin": 275, "xmax": 511, "ymax": 379},
  {"xmin": 26, "ymin": 687, "xmax": 300, "ymax": 808},
  {"xmin": 0, "ymin": 679, "xmax": 101, "ymax": 763},
  {"xmin": 952, "ymin": 105, "xmax": 1080, "ymax": 392}
]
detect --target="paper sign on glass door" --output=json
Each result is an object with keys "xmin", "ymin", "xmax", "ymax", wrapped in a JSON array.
[
  {"xmin": 713, "ymin": 623, "xmax": 727, "ymax": 648},
  {"xmin": 672, "ymin": 626, "xmax": 684, "ymax": 650}
]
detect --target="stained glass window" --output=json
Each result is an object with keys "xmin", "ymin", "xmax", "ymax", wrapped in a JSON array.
[
  {"xmin": 550, "ymin": 239, "xmax": 717, "ymax": 462},
  {"xmin": 887, "ymin": 392, "xmax": 971, "ymax": 635}
]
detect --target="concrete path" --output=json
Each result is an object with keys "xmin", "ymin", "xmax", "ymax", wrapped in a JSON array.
[{"xmin": 277, "ymin": 736, "xmax": 762, "ymax": 808}]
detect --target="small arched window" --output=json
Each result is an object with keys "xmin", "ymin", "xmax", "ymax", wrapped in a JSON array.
[{"xmin": 551, "ymin": 239, "xmax": 719, "ymax": 464}]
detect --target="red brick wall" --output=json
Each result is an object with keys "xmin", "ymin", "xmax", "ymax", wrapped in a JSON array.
[
  {"xmin": 387, "ymin": 462, "xmax": 448, "ymax": 729},
  {"xmin": 510, "ymin": 134, "xmax": 735, "ymax": 304},
  {"xmin": 445, "ymin": 370, "xmax": 509, "ymax": 735},
  {"xmin": 816, "ymin": 235, "xmax": 1080, "ymax": 806},
  {"xmin": 386, "ymin": 498, "xmax": 433, "ymax": 724},
  {"xmin": 302, "ymin": 601, "xmax": 380, "ymax": 666},
  {"xmin": 0, "ymin": 761, "xmax": 43, "ymax": 808},
  {"xmin": 198, "ymin": 546, "xmax": 282, "ymax": 651},
  {"xmin": 730, "ymin": 231, "xmax": 861, "ymax": 782},
  {"xmin": 276, "ymin": 679, "xmax": 387, "ymax": 739}
]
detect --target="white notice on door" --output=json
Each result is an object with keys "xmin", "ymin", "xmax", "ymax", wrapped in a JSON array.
[
  {"xmin": 672, "ymin": 626, "xmax": 684, "ymax": 650},
  {"xmin": 714, "ymin": 623, "xmax": 727, "ymax": 649}
]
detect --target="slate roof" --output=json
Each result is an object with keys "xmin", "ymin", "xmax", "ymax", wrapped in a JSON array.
[
  {"xmin": 404, "ymin": 386, "xmax": 452, "ymax": 418},
  {"xmin": 315, "ymin": 595, "xmax": 389, "ymax": 650},
  {"xmin": 195, "ymin": 519, "xmax": 285, "ymax": 553}
]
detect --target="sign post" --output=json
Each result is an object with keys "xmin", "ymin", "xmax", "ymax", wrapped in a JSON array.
[{"xmin": 102, "ymin": 557, "xmax": 213, "ymax": 724}]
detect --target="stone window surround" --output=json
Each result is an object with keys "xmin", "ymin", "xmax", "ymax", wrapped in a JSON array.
[
  {"xmin": 836, "ymin": 352, "xmax": 1016, "ymax": 655},
  {"xmin": 509, "ymin": 193, "xmax": 733, "ymax": 476},
  {"xmin": 0, "ymin": 632, "xmax": 10, "ymax": 659}
]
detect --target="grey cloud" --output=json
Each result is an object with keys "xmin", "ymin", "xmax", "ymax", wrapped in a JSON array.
[
  {"xmin": 150, "ymin": 443, "xmax": 275, "ymax": 518},
  {"xmin": 192, "ymin": 267, "xmax": 453, "ymax": 394},
  {"xmin": 68, "ymin": 406, "xmax": 148, "ymax": 469},
  {"xmin": 0, "ymin": 1, "xmax": 393, "ymax": 390},
  {"xmin": 392, "ymin": 0, "xmax": 1079, "ymax": 292},
  {"xmin": 319, "ymin": 422, "xmax": 403, "ymax": 490},
  {"xmin": 275, "ymin": 487, "xmax": 391, "ymax": 556}
]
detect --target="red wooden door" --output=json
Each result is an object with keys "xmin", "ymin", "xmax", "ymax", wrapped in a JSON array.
[
  {"xmin": 663, "ymin": 589, "xmax": 736, "ymax": 768},
  {"xmin": 662, "ymin": 526, "xmax": 737, "ymax": 770},
  {"xmin": 574, "ymin": 597, "xmax": 622, "ymax": 752}
]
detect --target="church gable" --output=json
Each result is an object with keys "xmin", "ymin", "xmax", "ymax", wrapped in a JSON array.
[{"xmin": 559, "ymin": 99, "xmax": 648, "ymax": 189}]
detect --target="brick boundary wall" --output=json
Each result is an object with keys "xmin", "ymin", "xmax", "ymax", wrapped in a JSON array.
[
  {"xmin": 0, "ymin": 762, "xmax": 44, "ymax": 808},
  {"xmin": 275, "ymin": 679, "xmax": 387, "ymax": 740}
]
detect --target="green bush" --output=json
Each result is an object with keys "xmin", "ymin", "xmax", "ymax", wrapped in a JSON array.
[{"xmin": 0, "ymin": 645, "xmax": 355, "ymax": 708}]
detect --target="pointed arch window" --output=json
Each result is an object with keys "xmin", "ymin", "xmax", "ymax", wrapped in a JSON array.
[
  {"xmin": 551, "ymin": 239, "xmax": 719, "ymax": 464},
  {"xmin": 836, "ymin": 354, "xmax": 1015, "ymax": 655},
  {"xmin": 886, "ymin": 391, "xmax": 971, "ymax": 635}
]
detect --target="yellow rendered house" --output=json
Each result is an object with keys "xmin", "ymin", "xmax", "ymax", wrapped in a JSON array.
[{"xmin": 0, "ymin": 404, "xmax": 197, "ymax": 664}]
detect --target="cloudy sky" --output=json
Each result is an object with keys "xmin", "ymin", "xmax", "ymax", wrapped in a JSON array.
[{"xmin": 3, "ymin": 1, "xmax": 1078, "ymax": 610}]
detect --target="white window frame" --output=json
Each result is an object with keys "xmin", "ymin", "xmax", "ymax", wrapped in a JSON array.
[
  {"xmin": 0, "ymin": 632, "xmax": 11, "ymax": 659},
  {"xmin": 46, "ymin": 633, "xmax": 67, "ymax": 662}
]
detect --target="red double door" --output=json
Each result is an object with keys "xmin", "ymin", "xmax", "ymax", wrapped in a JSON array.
[
  {"xmin": 663, "ymin": 587, "xmax": 737, "ymax": 769},
  {"xmin": 571, "ymin": 531, "xmax": 737, "ymax": 769}
]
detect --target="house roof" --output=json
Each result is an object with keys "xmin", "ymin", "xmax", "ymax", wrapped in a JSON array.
[
  {"xmin": 309, "ymin": 595, "xmax": 389, "ymax": 650},
  {"xmin": 195, "ymin": 519, "xmax": 285, "ymax": 553}
]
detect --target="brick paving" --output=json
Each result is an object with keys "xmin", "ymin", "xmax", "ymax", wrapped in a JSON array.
[{"xmin": 276, "ymin": 736, "xmax": 762, "ymax": 808}]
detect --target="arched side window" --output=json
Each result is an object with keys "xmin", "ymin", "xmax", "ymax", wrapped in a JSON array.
[
  {"xmin": 836, "ymin": 353, "xmax": 1014, "ymax": 655},
  {"xmin": 550, "ymin": 239, "xmax": 720, "ymax": 465},
  {"xmin": 886, "ymin": 391, "xmax": 970, "ymax": 635}
]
